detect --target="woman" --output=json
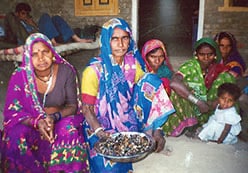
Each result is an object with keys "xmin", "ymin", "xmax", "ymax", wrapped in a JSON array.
[
  {"xmin": 141, "ymin": 39, "xmax": 173, "ymax": 95},
  {"xmin": 214, "ymin": 32, "xmax": 247, "ymax": 138},
  {"xmin": 1, "ymin": 33, "xmax": 89, "ymax": 172},
  {"xmin": 214, "ymin": 31, "xmax": 246, "ymax": 77},
  {"xmin": 81, "ymin": 18, "xmax": 175, "ymax": 173},
  {"xmin": 162, "ymin": 38, "xmax": 235, "ymax": 137}
]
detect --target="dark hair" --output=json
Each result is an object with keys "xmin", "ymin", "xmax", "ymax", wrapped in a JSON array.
[
  {"xmin": 146, "ymin": 47, "xmax": 164, "ymax": 58},
  {"xmin": 15, "ymin": 2, "xmax": 31, "ymax": 13},
  {"xmin": 214, "ymin": 32, "xmax": 236, "ymax": 52},
  {"xmin": 217, "ymin": 83, "xmax": 241, "ymax": 101},
  {"xmin": 195, "ymin": 42, "xmax": 216, "ymax": 55}
]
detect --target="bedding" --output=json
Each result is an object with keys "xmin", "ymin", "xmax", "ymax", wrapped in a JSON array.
[{"xmin": 0, "ymin": 38, "xmax": 100, "ymax": 62}]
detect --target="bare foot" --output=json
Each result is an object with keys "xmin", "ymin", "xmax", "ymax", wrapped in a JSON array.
[
  {"xmin": 51, "ymin": 38, "xmax": 62, "ymax": 46},
  {"xmin": 78, "ymin": 38, "xmax": 94, "ymax": 43}
]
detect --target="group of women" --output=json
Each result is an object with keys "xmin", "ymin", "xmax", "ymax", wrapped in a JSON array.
[{"xmin": 0, "ymin": 17, "xmax": 246, "ymax": 173}]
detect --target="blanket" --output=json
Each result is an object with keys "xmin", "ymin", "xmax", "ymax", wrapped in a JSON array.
[{"xmin": 0, "ymin": 38, "xmax": 100, "ymax": 62}]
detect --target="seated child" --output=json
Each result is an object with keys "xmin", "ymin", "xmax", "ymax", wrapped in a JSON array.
[{"xmin": 198, "ymin": 83, "xmax": 242, "ymax": 144}]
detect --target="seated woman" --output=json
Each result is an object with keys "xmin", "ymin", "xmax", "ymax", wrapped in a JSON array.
[
  {"xmin": 81, "ymin": 18, "xmax": 175, "ymax": 173},
  {"xmin": 162, "ymin": 38, "xmax": 235, "ymax": 137},
  {"xmin": 1, "ymin": 33, "xmax": 89, "ymax": 172},
  {"xmin": 214, "ymin": 31, "xmax": 246, "ymax": 77},
  {"xmin": 141, "ymin": 39, "xmax": 174, "ymax": 95}
]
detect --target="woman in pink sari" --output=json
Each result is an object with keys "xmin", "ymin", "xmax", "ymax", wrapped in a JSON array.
[{"xmin": 1, "ymin": 33, "xmax": 89, "ymax": 173}]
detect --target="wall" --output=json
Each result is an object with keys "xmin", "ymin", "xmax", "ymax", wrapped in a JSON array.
[
  {"xmin": 203, "ymin": 0, "xmax": 248, "ymax": 65},
  {"xmin": 0, "ymin": 0, "xmax": 247, "ymax": 65},
  {"xmin": 0, "ymin": 0, "xmax": 132, "ymax": 29}
]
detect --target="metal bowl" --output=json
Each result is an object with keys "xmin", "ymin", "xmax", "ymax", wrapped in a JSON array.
[{"xmin": 94, "ymin": 131, "xmax": 155, "ymax": 163}]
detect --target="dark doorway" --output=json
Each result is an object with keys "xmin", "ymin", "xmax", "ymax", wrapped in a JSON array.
[{"xmin": 138, "ymin": 0, "xmax": 199, "ymax": 57}]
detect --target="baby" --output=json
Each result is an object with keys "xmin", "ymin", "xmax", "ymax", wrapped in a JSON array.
[{"xmin": 198, "ymin": 83, "xmax": 242, "ymax": 144}]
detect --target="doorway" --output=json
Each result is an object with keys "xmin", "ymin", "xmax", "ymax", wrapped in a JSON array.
[{"xmin": 138, "ymin": 0, "xmax": 199, "ymax": 58}]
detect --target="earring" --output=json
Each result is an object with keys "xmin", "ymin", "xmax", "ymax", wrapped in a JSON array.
[
  {"xmin": 214, "ymin": 56, "xmax": 217, "ymax": 60},
  {"xmin": 52, "ymin": 57, "xmax": 56, "ymax": 62}
]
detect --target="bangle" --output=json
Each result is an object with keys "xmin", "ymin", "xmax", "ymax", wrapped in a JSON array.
[
  {"xmin": 94, "ymin": 127, "xmax": 104, "ymax": 135},
  {"xmin": 50, "ymin": 112, "xmax": 62, "ymax": 122},
  {"xmin": 30, "ymin": 114, "xmax": 43, "ymax": 129},
  {"xmin": 188, "ymin": 94, "xmax": 199, "ymax": 104}
]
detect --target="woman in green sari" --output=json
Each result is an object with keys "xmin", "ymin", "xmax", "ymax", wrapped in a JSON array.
[{"xmin": 163, "ymin": 38, "xmax": 235, "ymax": 137}]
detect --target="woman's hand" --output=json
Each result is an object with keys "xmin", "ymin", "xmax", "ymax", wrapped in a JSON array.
[
  {"xmin": 196, "ymin": 100, "xmax": 210, "ymax": 113},
  {"xmin": 152, "ymin": 129, "xmax": 166, "ymax": 152},
  {"xmin": 96, "ymin": 129, "xmax": 110, "ymax": 140},
  {"xmin": 37, "ymin": 118, "xmax": 54, "ymax": 143}
]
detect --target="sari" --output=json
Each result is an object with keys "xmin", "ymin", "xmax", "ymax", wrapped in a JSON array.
[
  {"xmin": 141, "ymin": 39, "xmax": 173, "ymax": 95},
  {"xmin": 162, "ymin": 38, "xmax": 235, "ymax": 137},
  {"xmin": 81, "ymin": 18, "xmax": 175, "ymax": 173},
  {"xmin": 1, "ymin": 33, "xmax": 89, "ymax": 173},
  {"xmin": 214, "ymin": 32, "xmax": 246, "ymax": 77}
]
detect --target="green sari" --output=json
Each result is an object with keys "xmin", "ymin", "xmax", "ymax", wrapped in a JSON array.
[{"xmin": 162, "ymin": 38, "xmax": 235, "ymax": 137}]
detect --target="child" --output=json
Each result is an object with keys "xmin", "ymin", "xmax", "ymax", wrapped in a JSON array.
[{"xmin": 198, "ymin": 83, "xmax": 242, "ymax": 144}]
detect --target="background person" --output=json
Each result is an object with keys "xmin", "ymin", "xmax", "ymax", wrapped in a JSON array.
[
  {"xmin": 4, "ymin": 2, "xmax": 93, "ymax": 46},
  {"xmin": 214, "ymin": 31, "xmax": 246, "ymax": 77}
]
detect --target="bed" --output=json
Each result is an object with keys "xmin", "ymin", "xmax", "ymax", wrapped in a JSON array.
[{"xmin": 0, "ymin": 38, "xmax": 100, "ymax": 62}]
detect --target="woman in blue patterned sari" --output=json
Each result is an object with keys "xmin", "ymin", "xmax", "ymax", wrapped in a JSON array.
[{"xmin": 81, "ymin": 18, "xmax": 175, "ymax": 173}]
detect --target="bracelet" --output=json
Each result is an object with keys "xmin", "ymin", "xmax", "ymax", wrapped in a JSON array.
[
  {"xmin": 188, "ymin": 94, "xmax": 199, "ymax": 104},
  {"xmin": 155, "ymin": 127, "xmax": 165, "ymax": 137},
  {"xmin": 29, "ymin": 114, "xmax": 43, "ymax": 129},
  {"xmin": 50, "ymin": 112, "xmax": 62, "ymax": 123},
  {"xmin": 94, "ymin": 127, "xmax": 104, "ymax": 135}
]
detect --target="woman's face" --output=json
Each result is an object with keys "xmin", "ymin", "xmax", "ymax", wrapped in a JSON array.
[
  {"xmin": 146, "ymin": 48, "xmax": 165, "ymax": 73},
  {"xmin": 218, "ymin": 37, "xmax": 232, "ymax": 60},
  {"xmin": 196, "ymin": 45, "xmax": 215, "ymax": 70},
  {"xmin": 32, "ymin": 42, "xmax": 53, "ymax": 72},
  {"xmin": 110, "ymin": 28, "xmax": 130, "ymax": 61}
]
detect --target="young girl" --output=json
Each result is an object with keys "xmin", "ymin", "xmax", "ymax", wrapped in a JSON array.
[{"xmin": 198, "ymin": 83, "xmax": 242, "ymax": 144}]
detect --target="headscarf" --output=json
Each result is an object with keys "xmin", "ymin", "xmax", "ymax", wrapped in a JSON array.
[
  {"xmin": 141, "ymin": 39, "xmax": 173, "ymax": 72},
  {"xmin": 4, "ymin": 33, "xmax": 81, "ymax": 130},
  {"xmin": 194, "ymin": 38, "xmax": 229, "ymax": 89},
  {"xmin": 194, "ymin": 37, "xmax": 222, "ymax": 63},
  {"xmin": 214, "ymin": 31, "xmax": 246, "ymax": 76},
  {"xmin": 88, "ymin": 18, "xmax": 145, "ymax": 132},
  {"xmin": 99, "ymin": 18, "xmax": 145, "ymax": 74},
  {"xmin": 141, "ymin": 39, "xmax": 173, "ymax": 95}
]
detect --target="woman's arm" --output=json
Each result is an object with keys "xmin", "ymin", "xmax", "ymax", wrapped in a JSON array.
[
  {"xmin": 170, "ymin": 73, "xmax": 210, "ymax": 113},
  {"xmin": 170, "ymin": 73, "xmax": 191, "ymax": 98}
]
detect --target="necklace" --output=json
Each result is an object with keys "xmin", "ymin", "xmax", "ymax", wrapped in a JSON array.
[{"xmin": 35, "ymin": 66, "xmax": 53, "ymax": 84}]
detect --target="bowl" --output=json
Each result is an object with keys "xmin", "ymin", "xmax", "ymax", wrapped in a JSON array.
[{"xmin": 94, "ymin": 131, "xmax": 155, "ymax": 163}]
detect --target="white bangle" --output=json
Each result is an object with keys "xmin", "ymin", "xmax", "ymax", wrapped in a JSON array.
[
  {"xmin": 188, "ymin": 94, "xmax": 199, "ymax": 104},
  {"xmin": 94, "ymin": 127, "xmax": 104, "ymax": 135}
]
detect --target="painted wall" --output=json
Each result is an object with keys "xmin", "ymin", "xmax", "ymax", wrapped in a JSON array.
[{"xmin": 0, "ymin": 0, "xmax": 132, "ymax": 29}]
